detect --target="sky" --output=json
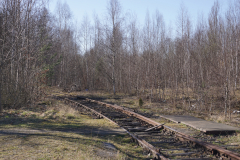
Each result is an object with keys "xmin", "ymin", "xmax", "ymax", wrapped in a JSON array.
[{"xmin": 48, "ymin": 0, "xmax": 229, "ymax": 33}]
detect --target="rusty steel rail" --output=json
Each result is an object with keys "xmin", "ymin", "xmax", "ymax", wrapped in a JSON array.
[
  {"xmin": 83, "ymin": 98, "xmax": 240, "ymax": 160},
  {"xmin": 85, "ymin": 98, "xmax": 163, "ymax": 126},
  {"xmin": 64, "ymin": 98, "xmax": 167, "ymax": 160}
]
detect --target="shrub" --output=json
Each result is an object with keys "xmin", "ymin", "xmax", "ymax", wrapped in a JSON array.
[
  {"xmin": 66, "ymin": 114, "xmax": 75, "ymax": 119},
  {"xmin": 139, "ymin": 98, "xmax": 143, "ymax": 107}
]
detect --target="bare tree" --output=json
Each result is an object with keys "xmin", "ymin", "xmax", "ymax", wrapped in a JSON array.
[{"xmin": 105, "ymin": 0, "xmax": 123, "ymax": 95}]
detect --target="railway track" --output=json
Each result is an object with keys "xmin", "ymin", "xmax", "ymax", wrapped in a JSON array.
[{"xmin": 59, "ymin": 96, "xmax": 240, "ymax": 160}]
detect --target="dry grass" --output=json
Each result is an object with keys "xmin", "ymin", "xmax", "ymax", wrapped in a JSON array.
[{"xmin": 0, "ymin": 97, "xmax": 149, "ymax": 160}]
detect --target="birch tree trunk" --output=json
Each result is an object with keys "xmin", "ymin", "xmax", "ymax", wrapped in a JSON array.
[{"xmin": 0, "ymin": 66, "xmax": 2, "ymax": 113}]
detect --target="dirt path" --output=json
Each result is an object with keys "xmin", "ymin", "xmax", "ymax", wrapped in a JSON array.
[{"xmin": 0, "ymin": 127, "xmax": 126, "ymax": 136}]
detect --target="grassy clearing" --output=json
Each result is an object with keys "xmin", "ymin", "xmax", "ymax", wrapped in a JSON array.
[{"xmin": 0, "ymin": 98, "xmax": 149, "ymax": 160}]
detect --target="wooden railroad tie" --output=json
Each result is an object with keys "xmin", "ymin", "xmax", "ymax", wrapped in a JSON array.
[{"xmin": 144, "ymin": 124, "xmax": 165, "ymax": 132}]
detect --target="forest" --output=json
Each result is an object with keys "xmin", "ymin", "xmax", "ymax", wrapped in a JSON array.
[{"xmin": 0, "ymin": 0, "xmax": 240, "ymax": 120}]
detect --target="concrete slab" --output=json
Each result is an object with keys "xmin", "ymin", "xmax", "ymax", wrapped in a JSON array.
[{"xmin": 160, "ymin": 115, "xmax": 240, "ymax": 134}]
